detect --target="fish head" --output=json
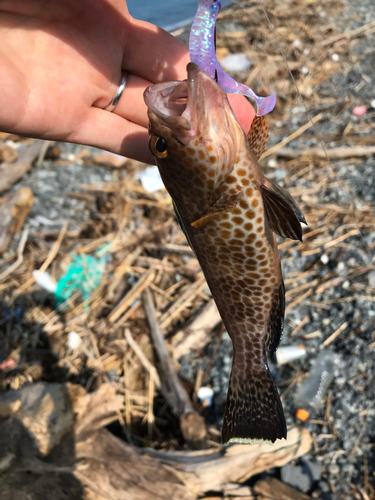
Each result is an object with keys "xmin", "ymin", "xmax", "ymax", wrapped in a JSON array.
[{"xmin": 144, "ymin": 63, "xmax": 245, "ymax": 200}]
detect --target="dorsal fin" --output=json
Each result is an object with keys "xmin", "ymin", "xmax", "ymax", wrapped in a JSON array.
[
  {"xmin": 260, "ymin": 178, "xmax": 307, "ymax": 241},
  {"xmin": 247, "ymin": 115, "xmax": 269, "ymax": 161}
]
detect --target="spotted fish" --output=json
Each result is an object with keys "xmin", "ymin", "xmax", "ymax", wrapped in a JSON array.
[{"xmin": 144, "ymin": 63, "xmax": 306, "ymax": 444}]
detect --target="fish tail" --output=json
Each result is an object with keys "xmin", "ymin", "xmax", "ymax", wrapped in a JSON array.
[{"xmin": 222, "ymin": 364, "xmax": 287, "ymax": 444}]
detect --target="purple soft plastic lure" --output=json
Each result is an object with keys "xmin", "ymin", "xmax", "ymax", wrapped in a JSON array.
[{"xmin": 189, "ymin": 0, "xmax": 276, "ymax": 116}]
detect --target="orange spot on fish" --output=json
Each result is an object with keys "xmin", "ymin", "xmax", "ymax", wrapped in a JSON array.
[
  {"xmin": 244, "ymin": 222, "xmax": 253, "ymax": 231},
  {"xmin": 187, "ymin": 147, "xmax": 195, "ymax": 155},
  {"xmin": 246, "ymin": 210, "xmax": 255, "ymax": 219},
  {"xmin": 199, "ymin": 150, "xmax": 205, "ymax": 159},
  {"xmin": 237, "ymin": 169, "xmax": 246, "ymax": 176},
  {"xmin": 206, "ymin": 144, "xmax": 213, "ymax": 151},
  {"xmin": 241, "ymin": 178, "xmax": 250, "ymax": 186},
  {"xmin": 226, "ymin": 175, "xmax": 236, "ymax": 184},
  {"xmin": 210, "ymin": 156, "xmax": 217, "ymax": 163},
  {"xmin": 251, "ymin": 199, "xmax": 259, "ymax": 208},
  {"xmin": 246, "ymin": 188, "xmax": 253, "ymax": 197},
  {"xmin": 256, "ymin": 216, "xmax": 262, "ymax": 224},
  {"xmin": 232, "ymin": 216, "xmax": 244, "ymax": 224}
]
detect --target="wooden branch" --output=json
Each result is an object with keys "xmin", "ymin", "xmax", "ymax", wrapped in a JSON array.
[
  {"xmin": 272, "ymin": 146, "xmax": 375, "ymax": 160},
  {"xmin": 171, "ymin": 299, "xmax": 222, "ymax": 359},
  {"xmin": 142, "ymin": 287, "xmax": 207, "ymax": 447}
]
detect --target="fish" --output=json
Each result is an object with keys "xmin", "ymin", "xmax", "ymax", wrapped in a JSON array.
[
  {"xmin": 144, "ymin": 63, "xmax": 306, "ymax": 444},
  {"xmin": 189, "ymin": 0, "xmax": 276, "ymax": 116}
]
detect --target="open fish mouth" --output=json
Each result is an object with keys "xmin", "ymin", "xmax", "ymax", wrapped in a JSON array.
[{"xmin": 144, "ymin": 63, "xmax": 236, "ymax": 145}]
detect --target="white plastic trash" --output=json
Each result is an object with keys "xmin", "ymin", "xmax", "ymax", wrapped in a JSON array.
[
  {"xmin": 136, "ymin": 166, "xmax": 165, "ymax": 192},
  {"xmin": 276, "ymin": 345, "xmax": 306, "ymax": 365},
  {"xmin": 197, "ymin": 386, "xmax": 214, "ymax": 407},
  {"xmin": 32, "ymin": 271, "xmax": 57, "ymax": 294}
]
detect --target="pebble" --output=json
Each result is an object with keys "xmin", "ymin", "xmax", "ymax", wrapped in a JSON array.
[
  {"xmin": 328, "ymin": 464, "xmax": 340, "ymax": 475},
  {"xmin": 320, "ymin": 254, "xmax": 329, "ymax": 264},
  {"xmin": 331, "ymin": 53, "xmax": 340, "ymax": 61}
]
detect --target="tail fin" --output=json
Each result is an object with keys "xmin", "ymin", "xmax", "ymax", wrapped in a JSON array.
[{"xmin": 222, "ymin": 366, "xmax": 287, "ymax": 444}]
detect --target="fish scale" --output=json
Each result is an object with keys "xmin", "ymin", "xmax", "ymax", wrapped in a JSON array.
[{"xmin": 144, "ymin": 63, "xmax": 306, "ymax": 444}]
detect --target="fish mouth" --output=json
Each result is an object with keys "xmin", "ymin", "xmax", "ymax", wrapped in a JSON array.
[{"xmin": 144, "ymin": 63, "xmax": 236, "ymax": 145}]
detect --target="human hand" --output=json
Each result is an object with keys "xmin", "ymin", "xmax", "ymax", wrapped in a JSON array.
[{"xmin": 0, "ymin": 0, "xmax": 254, "ymax": 164}]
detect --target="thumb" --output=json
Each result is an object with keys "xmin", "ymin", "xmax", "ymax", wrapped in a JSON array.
[{"xmin": 228, "ymin": 94, "xmax": 255, "ymax": 135}]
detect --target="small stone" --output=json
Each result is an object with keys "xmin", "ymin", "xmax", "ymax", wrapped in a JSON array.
[
  {"xmin": 301, "ymin": 66, "xmax": 309, "ymax": 74},
  {"xmin": 320, "ymin": 254, "xmax": 329, "ymax": 264},
  {"xmin": 337, "ymin": 262, "xmax": 346, "ymax": 272},
  {"xmin": 331, "ymin": 53, "xmax": 339, "ymax": 61},
  {"xmin": 328, "ymin": 464, "xmax": 340, "ymax": 475},
  {"xmin": 342, "ymin": 281, "xmax": 350, "ymax": 289},
  {"xmin": 371, "ymin": 99, "xmax": 375, "ymax": 109},
  {"xmin": 220, "ymin": 53, "xmax": 252, "ymax": 72},
  {"xmin": 267, "ymin": 158, "xmax": 277, "ymax": 168},
  {"xmin": 353, "ymin": 106, "xmax": 367, "ymax": 116},
  {"xmin": 322, "ymin": 318, "xmax": 330, "ymax": 326}
]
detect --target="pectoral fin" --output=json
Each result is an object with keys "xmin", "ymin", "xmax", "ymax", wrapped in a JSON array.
[
  {"xmin": 192, "ymin": 191, "xmax": 243, "ymax": 229},
  {"xmin": 247, "ymin": 115, "xmax": 269, "ymax": 161},
  {"xmin": 260, "ymin": 178, "xmax": 307, "ymax": 241}
]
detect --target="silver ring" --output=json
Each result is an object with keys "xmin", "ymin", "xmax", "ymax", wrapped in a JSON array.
[{"xmin": 105, "ymin": 70, "xmax": 128, "ymax": 111}]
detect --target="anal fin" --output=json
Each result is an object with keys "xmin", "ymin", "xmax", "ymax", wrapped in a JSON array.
[{"xmin": 266, "ymin": 281, "xmax": 285, "ymax": 356}]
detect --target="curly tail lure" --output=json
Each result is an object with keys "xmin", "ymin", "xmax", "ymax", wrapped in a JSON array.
[{"xmin": 189, "ymin": 0, "xmax": 276, "ymax": 116}]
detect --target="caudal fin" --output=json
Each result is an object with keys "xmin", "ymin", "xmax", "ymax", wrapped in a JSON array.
[{"xmin": 222, "ymin": 366, "xmax": 287, "ymax": 444}]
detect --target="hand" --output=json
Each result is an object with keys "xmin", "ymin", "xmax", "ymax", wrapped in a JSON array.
[{"xmin": 0, "ymin": 0, "xmax": 255, "ymax": 164}]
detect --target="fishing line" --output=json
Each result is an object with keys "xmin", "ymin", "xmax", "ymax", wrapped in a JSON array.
[{"xmin": 256, "ymin": 0, "xmax": 370, "ymax": 261}]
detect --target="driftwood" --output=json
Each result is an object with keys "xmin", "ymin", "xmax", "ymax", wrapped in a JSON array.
[
  {"xmin": 273, "ymin": 145, "xmax": 375, "ymax": 160},
  {"xmin": 0, "ymin": 382, "xmax": 312, "ymax": 500},
  {"xmin": 0, "ymin": 140, "xmax": 45, "ymax": 193},
  {"xmin": 254, "ymin": 477, "xmax": 312, "ymax": 499}
]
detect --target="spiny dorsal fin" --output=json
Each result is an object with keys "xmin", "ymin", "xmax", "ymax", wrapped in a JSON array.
[
  {"xmin": 260, "ymin": 178, "xmax": 307, "ymax": 241},
  {"xmin": 247, "ymin": 115, "xmax": 269, "ymax": 161},
  {"xmin": 265, "ymin": 281, "xmax": 285, "ymax": 356}
]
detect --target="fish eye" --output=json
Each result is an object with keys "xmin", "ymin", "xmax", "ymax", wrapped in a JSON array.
[{"xmin": 149, "ymin": 136, "xmax": 168, "ymax": 159}]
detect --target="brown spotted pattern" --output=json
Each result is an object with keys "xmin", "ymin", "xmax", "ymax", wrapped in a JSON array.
[{"xmin": 145, "ymin": 65, "xmax": 287, "ymax": 443}]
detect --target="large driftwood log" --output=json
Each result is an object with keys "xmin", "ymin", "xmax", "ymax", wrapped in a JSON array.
[{"xmin": 0, "ymin": 382, "xmax": 311, "ymax": 500}]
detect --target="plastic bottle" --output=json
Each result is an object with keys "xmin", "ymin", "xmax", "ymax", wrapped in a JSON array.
[{"xmin": 294, "ymin": 349, "xmax": 341, "ymax": 422}]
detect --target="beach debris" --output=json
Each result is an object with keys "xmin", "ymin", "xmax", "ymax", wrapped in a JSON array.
[
  {"xmin": 352, "ymin": 106, "xmax": 367, "ymax": 116},
  {"xmin": 55, "ymin": 247, "xmax": 108, "ymax": 306},
  {"xmin": 220, "ymin": 53, "xmax": 252, "ymax": 72},
  {"xmin": 197, "ymin": 386, "xmax": 214, "ymax": 407},
  {"xmin": 295, "ymin": 350, "xmax": 341, "ymax": 422},
  {"xmin": 32, "ymin": 270, "xmax": 57, "ymax": 294},
  {"xmin": 136, "ymin": 165, "xmax": 165, "ymax": 192},
  {"xmin": 0, "ymin": 187, "xmax": 34, "ymax": 254},
  {"xmin": 67, "ymin": 331, "xmax": 82, "ymax": 351},
  {"xmin": 0, "ymin": 140, "xmax": 45, "ymax": 193},
  {"xmin": 275, "ymin": 345, "xmax": 306, "ymax": 365}
]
